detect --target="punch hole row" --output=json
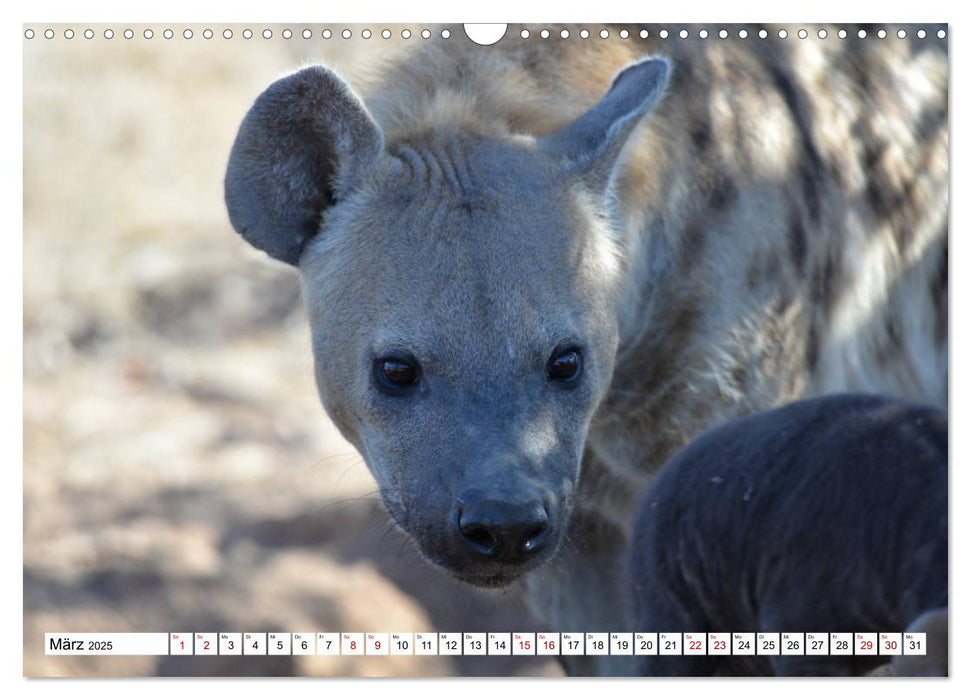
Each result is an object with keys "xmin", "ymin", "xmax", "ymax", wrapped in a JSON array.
[
  {"xmin": 23, "ymin": 26, "xmax": 947, "ymax": 41},
  {"xmin": 24, "ymin": 26, "xmax": 443, "ymax": 41},
  {"xmin": 517, "ymin": 27, "xmax": 945, "ymax": 41}
]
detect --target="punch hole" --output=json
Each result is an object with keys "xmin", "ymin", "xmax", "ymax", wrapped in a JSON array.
[
  {"xmin": 838, "ymin": 29, "xmax": 847, "ymax": 39},
  {"xmin": 44, "ymin": 28, "xmax": 54, "ymax": 39},
  {"xmin": 798, "ymin": 29, "xmax": 808, "ymax": 39},
  {"xmin": 25, "ymin": 28, "xmax": 35, "ymax": 39},
  {"xmin": 223, "ymin": 29, "xmax": 233, "ymax": 39},
  {"xmin": 778, "ymin": 29, "xmax": 788, "ymax": 39},
  {"xmin": 341, "ymin": 29, "xmax": 351, "ymax": 39},
  {"xmin": 520, "ymin": 29, "xmax": 529, "ymax": 39},
  {"xmin": 64, "ymin": 29, "xmax": 74, "ymax": 39},
  {"xmin": 302, "ymin": 28, "xmax": 311, "ymax": 39},
  {"xmin": 283, "ymin": 29, "xmax": 293, "ymax": 39},
  {"xmin": 464, "ymin": 24, "xmax": 507, "ymax": 45},
  {"xmin": 143, "ymin": 29, "xmax": 153, "ymax": 39},
  {"xmin": 738, "ymin": 29, "xmax": 748, "ymax": 38},
  {"xmin": 679, "ymin": 29, "xmax": 688, "ymax": 39},
  {"xmin": 105, "ymin": 29, "xmax": 115, "ymax": 39},
  {"xmin": 362, "ymin": 29, "xmax": 372, "ymax": 39},
  {"xmin": 163, "ymin": 29, "xmax": 173, "ymax": 39},
  {"xmin": 85, "ymin": 29, "xmax": 95, "ymax": 39},
  {"xmin": 263, "ymin": 29, "xmax": 273, "ymax": 39},
  {"xmin": 877, "ymin": 29, "xmax": 887, "ymax": 38},
  {"xmin": 540, "ymin": 28, "xmax": 550, "ymax": 39},
  {"xmin": 620, "ymin": 29, "xmax": 629, "ymax": 39},
  {"xmin": 897, "ymin": 29, "xmax": 907, "ymax": 39},
  {"xmin": 382, "ymin": 29, "xmax": 391, "ymax": 39},
  {"xmin": 401, "ymin": 29, "xmax": 411, "ymax": 39},
  {"xmin": 659, "ymin": 29, "xmax": 669, "ymax": 39},
  {"xmin": 441, "ymin": 28, "xmax": 451, "ymax": 39},
  {"xmin": 124, "ymin": 28, "xmax": 134, "ymax": 39},
  {"xmin": 698, "ymin": 29, "xmax": 708, "ymax": 39},
  {"xmin": 917, "ymin": 29, "xmax": 926, "ymax": 38},
  {"xmin": 322, "ymin": 29, "xmax": 332, "ymax": 39},
  {"xmin": 560, "ymin": 29, "xmax": 569, "ymax": 39},
  {"xmin": 421, "ymin": 29, "xmax": 431, "ymax": 39},
  {"xmin": 203, "ymin": 29, "xmax": 214, "ymax": 39},
  {"xmin": 938, "ymin": 29, "xmax": 946, "ymax": 38},
  {"xmin": 640, "ymin": 29, "xmax": 648, "ymax": 38},
  {"xmin": 858, "ymin": 29, "xmax": 867, "ymax": 38},
  {"xmin": 600, "ymin": 29, "xmax": 610, "ymax": 39},
  {"xmin": 818, "ymin": 29, "xmax": 827, "ymax": 39},
  {"xmin": 182, "ymin": 29, "xmax": 192, "ymax": 39},
  {"xmin": 758, "ymin": 29, "xmax": 768, "ymax": 39},
  {"xmin": 719, "ymin": 29, "xmax": 728, "ymax": 39},
  {"xmin": 581, "ymin": 29, "xmax": 590, "ymax": 39}
]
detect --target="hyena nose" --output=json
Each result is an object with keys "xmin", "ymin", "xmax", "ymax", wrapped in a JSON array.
[{"xmin": 455, "ymin": 498, "xmax": 551, "ymax": 560}]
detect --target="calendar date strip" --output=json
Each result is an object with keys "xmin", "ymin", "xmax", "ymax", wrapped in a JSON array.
[{"xmin": 46, "ymin": 631, "xmax": 927, "ymax": 657}]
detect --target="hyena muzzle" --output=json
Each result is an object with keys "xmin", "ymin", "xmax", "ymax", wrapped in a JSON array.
[{"xmin": 224, "ymin": 25, "xmax": 947, "ymax": 675}]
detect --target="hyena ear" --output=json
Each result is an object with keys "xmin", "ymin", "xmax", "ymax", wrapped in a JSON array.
[
  {"xmin": 538, "ymin": 56, "xmax": 670, "ymax": 190},
  {"xmin": 225, "ymin": 66, "xmax": 384, "ymax": 266}
]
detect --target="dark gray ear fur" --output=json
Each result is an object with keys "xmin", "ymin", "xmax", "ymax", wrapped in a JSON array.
[
  {"xmin": 539, "ymin": 56, "xmax": 670, "ymax": 189},
  {"xmin": 225, "ymin": 66, "xmax": 383, "ymax": 265}
]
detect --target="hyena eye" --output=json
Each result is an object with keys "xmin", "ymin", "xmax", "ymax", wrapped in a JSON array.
[
  {"xmin": 374, "ymin": 356, "xmax": 421, "ymax": 394},
  {"xmin": 547, "ymin": 347, "xmax": 583, "ymax": 384}
]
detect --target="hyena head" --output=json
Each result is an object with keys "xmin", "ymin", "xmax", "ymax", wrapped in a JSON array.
[{"xmin": 225, "ymin": 58, "xmax": 669, "ymax": 587}]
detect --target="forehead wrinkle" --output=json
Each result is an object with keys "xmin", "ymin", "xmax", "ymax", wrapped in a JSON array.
[
  {"xmin": 435, "ymin": 140, "xmax": 464, "ymax": 194},
  {"xmin": 383, "ymin": 153, "xmax": 500, "ymax": 251},
  {"xmin": 445, "ymin": 138, "xmax": 481, "ymax": 197},
  {"xmin": 389, "ymin": 130, "xmax": 555, "ymax": 203},
  {"xmin": 390, "ymin": 142, "xmax": 431, "ymax": 192},
  {"xmin": 389, "ymin": 137, "xmax": 483, "ymax": 198}
]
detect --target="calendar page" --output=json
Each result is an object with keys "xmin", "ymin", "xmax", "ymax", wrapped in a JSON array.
[{"xmin": 22, "ymin": 11, "xmax": 949, "ymax": 681}]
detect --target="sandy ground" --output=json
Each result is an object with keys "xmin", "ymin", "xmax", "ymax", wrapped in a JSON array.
[{"xmin": 23, "ymin": 23, "xmax": 560, "ymax": 677}]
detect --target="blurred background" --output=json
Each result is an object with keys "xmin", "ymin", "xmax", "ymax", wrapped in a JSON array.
[{"xmin": 23, "ymin": 23, "xmax": 557, "ymax": 677}]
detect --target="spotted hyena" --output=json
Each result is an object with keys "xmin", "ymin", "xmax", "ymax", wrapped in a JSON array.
[{"xmin": 224, "ymin": 25, "xmax": 947, "ymax": 675}]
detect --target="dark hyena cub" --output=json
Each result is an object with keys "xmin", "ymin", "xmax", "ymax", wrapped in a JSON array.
[{"xmin": 629, "ymin": 393, "xmax": 947, "ymax": 676}]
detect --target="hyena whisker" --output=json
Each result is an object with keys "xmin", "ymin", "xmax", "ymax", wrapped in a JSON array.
[{"xmin": 326, "ymin": 458, "xmax": 371, "ymax": 500}]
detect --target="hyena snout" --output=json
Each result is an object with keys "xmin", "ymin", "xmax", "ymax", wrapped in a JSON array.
[{"xmin": 452, "ymin": 490, "xmax": 553, "ymax": 563}]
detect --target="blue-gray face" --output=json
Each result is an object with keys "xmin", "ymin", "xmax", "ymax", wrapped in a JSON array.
[
  {"xmin": 225, "ymin": 58, "xmax": 668, "ymax": 586},
  {"xmin": 300, "ymin": 134, "xmax": 622, "ymax": 587}
]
